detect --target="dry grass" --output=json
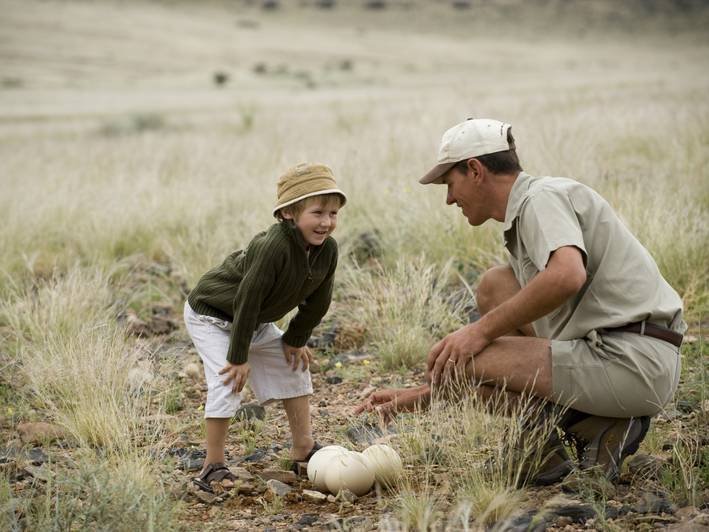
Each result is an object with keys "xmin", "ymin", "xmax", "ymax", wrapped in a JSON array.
[{"xmin": 1, "ymin": 0, "xmax": 707, "ymax": 528}]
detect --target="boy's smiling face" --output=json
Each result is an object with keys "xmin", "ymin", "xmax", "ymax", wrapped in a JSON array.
[{"xmin": 283, "ymin": 196, "xmax": 341, "ymax": 248}]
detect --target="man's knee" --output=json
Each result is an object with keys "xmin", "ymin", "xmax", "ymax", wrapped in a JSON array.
[{"xmin": 476, "ymin": 265, "xmax": 519, "ymax": 315}]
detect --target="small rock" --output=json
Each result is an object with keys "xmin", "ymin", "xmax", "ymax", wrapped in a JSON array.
[
  {"xmin": 302, "ymin": 489, "xmax": 328, "ymax": 502},
  {"xmin": 266, "ymin": 479, "xmax": 292, "ymax": 498},
  {"xmin": 297, "ymin": 513, "xmax": 319, "ymax": 526},
  {"xmin": 627, "ymin": 454, "xmax": 667, "ymax": 480},
  {"xmin": 242, "ymin": 449, "xmax": 268, "ymax": 463},
  {"xmin": 632, "ymin": 491, "xmax": 676, "ymax": 515},
  {"xmin": 258, "ymin": 469, "xmax": 297, "ymax": 484},
  {"xmin": 24, "ymin": 464, "xmax": 54, "ymax": 482},
  {"xmin": 192, "ymin": 487, "xmax": 218, "ymax": 504},
  {"xmin": 234, "ymin": 403, "xmax": 266, "ymax": 422},
  {"xmin": 325, "ymin": 376, "xmax": 343, "ymax": 385},
  {"xmin": 179, "ymin": 457, "xmax": 204, "ymax": 472},
  {"xmin": 544, "ymin": 494, "xmax": 595, "ymax": 523},
  {"xmin": 327, "ymin": 494, "xmax": 337, "ymax": 503},
  {"xmin": 17, "ymin": 422, "xmax": 65, "ymax": 445},
  {"xmin": 26, "ymin": 448, "xmax": 47, "ymax": 465},
  {"xmin": 235, "ymin": 481, "xmax": 258, "ymax": 495},
  {"xmin": 230, "ymin": 467, "xmax": 254, "ymax": 481}
]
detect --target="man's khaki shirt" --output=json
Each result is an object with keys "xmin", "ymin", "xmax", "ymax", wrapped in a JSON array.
[{"xmin": 503, "ymin": 172, "xmax": 685, "ymax": 341}]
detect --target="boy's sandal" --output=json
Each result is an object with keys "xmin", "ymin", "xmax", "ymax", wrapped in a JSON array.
[
  {"xmin": 290, "ymin": 442, "xmax": 322, "ymax": 476},
  {"xmin": 193, "ymin": 462, "xmax": 238, "ymax": 493}
]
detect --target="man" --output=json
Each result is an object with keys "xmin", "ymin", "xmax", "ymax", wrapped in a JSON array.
[{"xmin": 356, "ymin": 118, "xmax": 685, "ymax": 484}]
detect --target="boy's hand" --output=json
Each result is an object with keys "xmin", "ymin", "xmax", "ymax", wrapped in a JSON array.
[
  {"xmin": 282, "ymin": 342, "xmax": 313, "ymax": 372},
  {"xmin": 219, "ymin": 361, "xmax": 250, "ymax": 394}
]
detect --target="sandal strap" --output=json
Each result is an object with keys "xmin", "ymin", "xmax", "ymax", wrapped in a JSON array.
[
  {"xmin": 195, "ymin": 462, "xmax": 237, "ymax": 484},
  {"xmin": 302, "ymin": 442, "xmax": 322, "ymax": 462}
]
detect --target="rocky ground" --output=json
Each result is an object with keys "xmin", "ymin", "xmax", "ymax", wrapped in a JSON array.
[{"xmin": 2, "ymin": 298, "xmax": 707, "ymax": 531}]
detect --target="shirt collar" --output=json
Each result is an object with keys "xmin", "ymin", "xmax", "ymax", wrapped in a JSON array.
[{"xmin": 502, "ymin": 171, "xmax": 535, "ymax": 232}]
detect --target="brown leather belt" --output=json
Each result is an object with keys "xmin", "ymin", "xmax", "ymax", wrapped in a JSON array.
[{"xmin": 603, "ymin": 321, "xmax": 683, "ymax": 348}]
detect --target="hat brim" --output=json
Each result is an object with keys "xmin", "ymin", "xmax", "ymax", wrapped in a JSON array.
[
  {"xmin": 419, "ymin": 162, "xmax": 455, "ymax": 185},
  {"xmin": 273, "ymin": 188, "xmax": 347, "ymax": 217}
]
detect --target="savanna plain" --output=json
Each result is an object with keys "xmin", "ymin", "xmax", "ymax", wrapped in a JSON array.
[{"xmin": 0, "ymin": 0, "xmax": 708, "ymax": 530}]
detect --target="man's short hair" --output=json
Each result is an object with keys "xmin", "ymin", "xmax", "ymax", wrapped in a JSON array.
[{"xmin": 455, "ymin": 128, "xmax": 522, "ymax": 175}]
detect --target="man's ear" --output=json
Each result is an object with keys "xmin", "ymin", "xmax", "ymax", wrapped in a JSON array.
[
  {"xmin": 469, "ymin": 158, "xmax": 484, "ymax": 183},
  {"xmin": 279, "ymin": 209, "xmax": 294, "ymax": 220}
]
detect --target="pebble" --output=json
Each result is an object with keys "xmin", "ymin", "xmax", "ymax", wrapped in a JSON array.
[
  {"xmin": 266, "ymin": 479, "xmax": 292, "ymax": 498},
  {"xmin": 192, "ymin": 487, "xmax": 218, "ymax": 504},
  {"xmin": 302, "ymin": 489, "xmax": 328, "ymax": 502},
  {"xmin": 258, "ymin": 469, "xmax": 297, "ymax": 484},
  {"xmin": 242, "ymin": 449, "xmax": 268, "ymax": 463},
  {"xmin": 230, "ymin": 467, "xmax": 254, "ymax": 481},
  {"xmin": 627, "ymin": 454, "xmax": 667, "ymax": 480},
  {"xmin": 24, "ymin": 464, "xmax": 54, "ymax": 482},
  {"xmin": 297, "ymin": 513, "xmax": 319, "ymax": 526},
  {"xmin": 543, "ymin": 494, "xmax": 596, "ymax": 523},
  {"xmin": 632, "ymin": 491, "xmax": 676, "ymax": 515}
]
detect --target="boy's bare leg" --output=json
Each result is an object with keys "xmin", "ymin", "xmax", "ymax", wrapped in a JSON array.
[
  {"xmin": 204, "ymin": 417, "xmax": 230, "ymax": 469},
  {"xmin": 283, "ymin": 395, "xmax": 315, "ymax": 461}
]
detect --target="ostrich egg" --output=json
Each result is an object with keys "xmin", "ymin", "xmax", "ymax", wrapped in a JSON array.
[
  {"xmin": 362, "ymin": 444, "xmax": 403, "ymax": 486},
  {"xmin": 324, "ymin": 451, "xmax": 375, "ymax": 496},
  {"xmin": 307, "ymin": 445, "xmax": 348, "ymax": 490}
]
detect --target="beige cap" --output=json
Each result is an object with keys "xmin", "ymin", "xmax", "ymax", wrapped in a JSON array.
[
  {"xmin": 273, "ymin": 163, "xmax": 347, "ymax": 217},
  {"xmin": 420, "ymin": 118, "xmax": 512, "ymax": 184}
]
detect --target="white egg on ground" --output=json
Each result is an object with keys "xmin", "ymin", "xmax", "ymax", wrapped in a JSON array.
[
  {"xmin": 324, "ymin": 451, "xmax": 375, "ymax": 496},
  {"xmin": 362, "ymin": 444, "xmax": 403, "ymax": 486},
  {"xmin": 307, "ymin": 445, "xmax": 348, "ymax": 491}
]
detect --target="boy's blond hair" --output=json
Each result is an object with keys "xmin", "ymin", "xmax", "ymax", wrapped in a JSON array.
[{"xmin": 276, "ymin": 193, "xmax": 343, "ymax": 221}]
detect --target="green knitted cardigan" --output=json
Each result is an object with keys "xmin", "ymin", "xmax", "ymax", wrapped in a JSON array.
[{"xmin": 187, "ymin": 221, "xmax": 337, "ymax": 364}]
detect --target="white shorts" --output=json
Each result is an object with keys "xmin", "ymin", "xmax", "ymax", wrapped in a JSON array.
[{"xmin": 183, "ymin": 302, "xmax": 313, "ymax": 418}]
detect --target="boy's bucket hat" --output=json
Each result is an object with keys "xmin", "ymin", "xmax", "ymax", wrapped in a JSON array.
[
  {"xmin": 420, "ymin": 118, "xmax": 512, "ymax": 184},
  {"xmin": 273, "ymin": 163, "xmax": 347, "ymax": 217}
]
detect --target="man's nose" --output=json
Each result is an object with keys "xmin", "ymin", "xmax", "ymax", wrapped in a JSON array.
[{"xmin": 446, "ymin": 190, "xmax": 455, "ymax": 205}]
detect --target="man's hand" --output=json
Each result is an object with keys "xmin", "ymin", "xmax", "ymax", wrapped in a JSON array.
[
  {"xmin": 219, "ymin": 361, "xmax": 250, "ymax": 394},
  {"xmin": 426, "ymin": 322, "xmax": 492, "ymax": 385},
  {"xmin": 282, "ymin": 342, "xmax": 314, "ymax": 371},
  {"xmin": 354, "ymin": 386, "xmax": 430, "ymax": 422}
]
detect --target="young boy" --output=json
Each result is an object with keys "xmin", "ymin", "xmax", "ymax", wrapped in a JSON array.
[{"xmin": 183, "ymin": 163, "xmax": 345, "ymax": 492}]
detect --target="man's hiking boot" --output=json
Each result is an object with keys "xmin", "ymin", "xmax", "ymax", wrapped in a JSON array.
[
  {"xmin": 563, "ymin": 414, "xmax": 651, "ymax": 482},
  {"xmin": 506, "ymin": 401, "xmax": 574, "ymax": 487},
  {"xmin": 517, "ymin": 426, "xmax": 575, "ymax": 486}
]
